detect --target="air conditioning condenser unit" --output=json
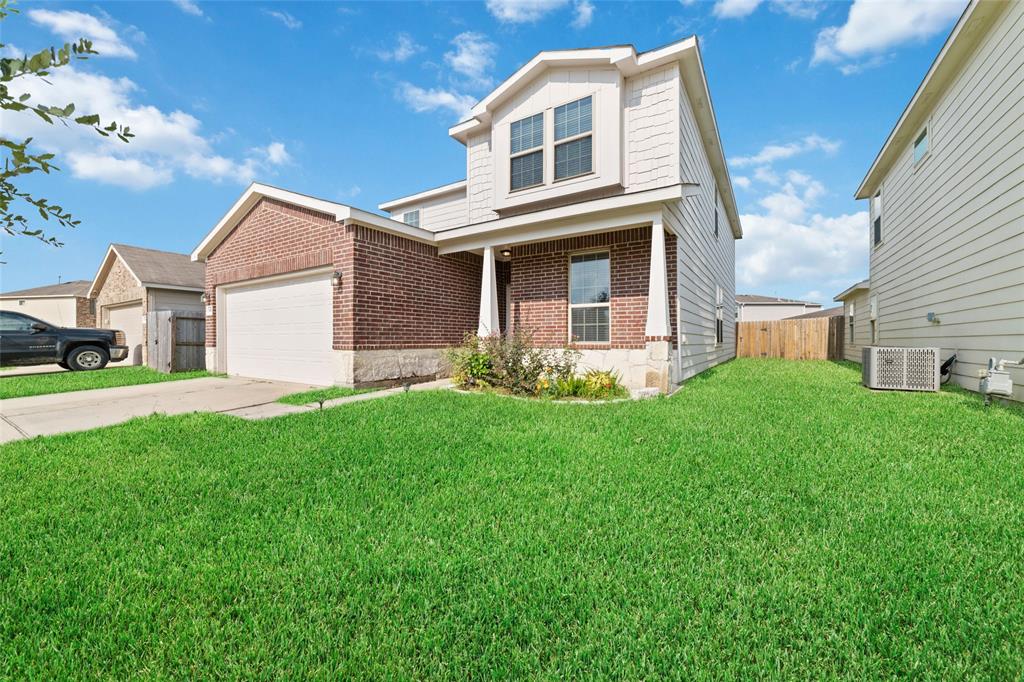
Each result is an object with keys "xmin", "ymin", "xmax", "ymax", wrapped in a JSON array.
[{"xmin": 862, "ymin": 346, "xmax": 940, "ymax": 392}]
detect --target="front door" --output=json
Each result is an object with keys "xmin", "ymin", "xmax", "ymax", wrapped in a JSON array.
[{"xmin": 0, "ymin": 311, "xmax": 59, "ymax": 365}]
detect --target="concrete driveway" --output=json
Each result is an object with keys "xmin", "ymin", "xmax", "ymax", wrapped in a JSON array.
[{"xmin": 0, "ymin": 376, "xmax": 314, "ymax": 443}]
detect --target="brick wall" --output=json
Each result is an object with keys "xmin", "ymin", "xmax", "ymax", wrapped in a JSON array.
[
  {"xmin": 203, "ymin": 198, "xmax": 484, "ymax": 352},
  {"xmin": 344, "ymin": 224, "xmax": 481, "ymax": 350},
  {"xmin": 75, "ymin": 297, "xmax": 96, "ymax": 328},
  {"xmin": 95, "ymin": 257, "xmax": 145, "ymax": 321},
  {"xmin": 203, "ymin": 198, "xmax": 345, "ymax": 348},
  {"xmin": 510, "ymin": 226, "xmax": 676, "ymax": 349}
]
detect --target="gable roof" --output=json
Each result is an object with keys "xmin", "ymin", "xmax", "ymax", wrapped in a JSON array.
[
  {"xmin": 447, "ymin": 37, "xmax": 742, "ymax": 239},
  {"xmin": 90, "ymin": 243, "xmax": 206, "ymax": 297},
  {"xmin": 0, "ymin": 280, "xmax": 91, "ymax": 298},
  {"xmin": 191, "ymin": 183, "xmax": 437, "ymax": 262},
  {"xmin": 379, "ymin": 179, "xmax": 466, "ymax": 213},
  {"xmin": 855, "ymin": 0, "xmax": 1009, "ymax": 199},
  {"xmin": 789, "ymin": 305, "xmax": 844, "ymax": 320},
  {"xmin": 736, "ymin": 294, "xmax": 820, "ymax": 306},
  {"xmin": 833, "ymin": 279, "xmax": 870, "ymax": 302}
]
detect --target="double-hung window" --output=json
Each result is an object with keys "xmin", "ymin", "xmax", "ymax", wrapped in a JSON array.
[
  {"xmin": 847, "ymin": 302, "xmax": 855, "ymax": 343},
  {"xmin": 569, "ymin": 251, "xmax": 610, "ymax": 343},
  {"xmin": 871, "ymin": 190, "xmax": 883, "ymax": 246},
  {"xmin": 510, "ymin": 112, "xmax": 544, "ymax": 191},
  {"xmin": 554, "ymin": 96, "xmax": 593, "ymax": 181},
  {"xmin": 403, "ymin": 210, "xmax": 420, "ymax": 228}
]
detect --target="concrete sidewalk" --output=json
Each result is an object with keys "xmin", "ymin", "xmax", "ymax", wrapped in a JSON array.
[{"xmin": 1, "ymin": 376, "xmax": 313, "ymax": 443}]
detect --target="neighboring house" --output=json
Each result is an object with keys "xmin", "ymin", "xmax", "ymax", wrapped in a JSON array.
[
  {"xmin": 0, "ymin": 280, "xmax": 95, "ymax": 328},
  {"xmin": 788, "ymin": 306, "xmax": 843, "ymax": 320},
  {"xmin": 736, "ymin": 295, "xmax": 822, "ymax": 322},
  {"xmin": 833, "ymin": 280, "xmax": 871, "ymax": 363},
  {"xmin": 192, "ymin": 37, "xmax": 741, "ymax": 392},
  {"xmin": 853, "ymin": 0, "xmax": 1023, "ymax": 401},
  {"xmin": 89, "ymin": 244, "xmax": 206, "ymax": 365}
]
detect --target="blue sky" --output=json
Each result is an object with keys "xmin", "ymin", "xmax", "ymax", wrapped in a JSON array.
[{"xmin": 2, "ymin": 0, "xmax": 966, "ymax": 304}]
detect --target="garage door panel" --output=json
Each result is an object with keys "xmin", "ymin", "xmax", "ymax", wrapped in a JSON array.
[
  {"xmin": 107, "ymin": 302, "xmax": 143, "ymax": 365},
  {"xmin": 224, "ymin": 272, "xmax": 334, "ymax": 386}
]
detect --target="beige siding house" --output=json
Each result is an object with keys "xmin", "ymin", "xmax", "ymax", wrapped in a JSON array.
[
  {"xmin": 736, "ymin": 295, "xmax": 823, "ymax": 322},
  {"xmin": 834, "ymin": 280, "xmax": 871, "ymax": 363},
  {"xmin": 854, "ymin": 0, "xmax": 1023, "ymax": 401},
  {"xmin": 90, "ymin": 244, "xmax": 206, "ymax": 365},
  {"xmin": 0, "ymin": 280, "xmax": 95, "ymax": 328}
]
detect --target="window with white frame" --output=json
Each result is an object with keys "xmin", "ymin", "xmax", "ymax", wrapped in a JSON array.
[
  {"xmin": 569, "ymin": 251, "xmax": 610, "ymax": 343},
  {"xmin": 713, "ymin": 188, "xmax": 719, "ymax": 239},
  {"xmin": 715, "ymin": 285, "xmax": 724, "ymax": 345},
  {"xmin": 554, "ymin": 96, "xmax": 593, "ymax": 181},
  {"xmin": 847, "ymin": 302, "xmax": 855, "ymax": 343},
  {"xmin": 871, "ymin": 190, "xmax": 883, "ymax": 246},
  {"xmin": 403, "ymin": 210, "xmax": 420, "ymax": 228},
  {"xmin": 510, "ymin": 112, "xmax": 544, "ymax": 191},
  {"xmin": 913, "ymin": 127, "xmax": 928, "ymax": 163}
]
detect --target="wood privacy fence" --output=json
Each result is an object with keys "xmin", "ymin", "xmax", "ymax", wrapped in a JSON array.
[
  {"xmin": 736, "ymin": 317, "xmax": 845, "ymax": 361},
  {"xmin": 147, "ymin": 310, "xmax": 206, "ymax": 373}
]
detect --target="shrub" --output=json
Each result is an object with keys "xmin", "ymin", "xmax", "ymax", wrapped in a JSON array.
[
  {"xmin": 545, "ymin": 369, "xmax": 628, "ymax": 400},
  {"xmin": 445, "ymin": 329, "xmax": 581, "ymax": 396}
]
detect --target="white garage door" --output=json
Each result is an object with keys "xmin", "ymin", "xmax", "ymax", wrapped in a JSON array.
[
  {"xmin": 223, "ymin": 271, "xmax": 334, "ymax": 385},
  {"xmin": 106, "ymin": 301, "xmax": 143, "ymax": 365}
]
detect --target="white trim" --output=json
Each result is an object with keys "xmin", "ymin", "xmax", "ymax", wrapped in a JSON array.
[
  {"xmin": 833, "ymin": 280, "xmax": 870, "ymax": 302},
  {"xmin": 0, "ymin": 294, "xmax": 82, "ymax": 300},
  {"xmin": 191, "ymin": 183, "xmax": 435, "ymax": 262},
  {"xmin": 644, "ymin": 217, "xmax": 670, "ymax": 339},
  {"xmin": 855, "ymin": 0, "xmax": 1007, "ymax": 199},
  {"xmin": 568, "ymin": 249, "xmax": 611, "ymax": 345},
  {"xmin": 89, "ymin": 244, "xmax": 143, "ymax": 298},
  {"xmin": 141, "ymin": 283, "xmax": 204, "ymax": 293},
  {"xmin": 378, "ymin": 180, "xmax": 466, "ymax": 212}
]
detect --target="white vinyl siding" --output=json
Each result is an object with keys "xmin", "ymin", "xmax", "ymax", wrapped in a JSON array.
[
  {"xmin": 841, "ymin": 289, "xmax": 871, "ymax": 363},
  {"xmin": 867, "ymin": 0, "xmax": 1024, "ymax": 400},
  {"xmin": 388, "ymin": 190, "xmax": 469, "ymax": 232},
  {"xmin": 625, "ymin": 64, "xmax": 680, "ymax": 191}
]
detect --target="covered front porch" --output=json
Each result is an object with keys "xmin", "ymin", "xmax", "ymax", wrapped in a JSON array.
[{"xmin": 436, "ymin": 185, "xmax": 693, "ymax": 393}]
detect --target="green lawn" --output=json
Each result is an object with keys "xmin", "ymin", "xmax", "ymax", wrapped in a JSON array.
[
  {"xmin": 0, "ymin": 366, "xmax": 213, "ymax": 400},
  {"xmin": 1, "ymin": 359, "xmax": 1022, "ymax": 678},
  {"xmin": 276, "ymin": 385, "xmax": 378, "ymax": 405}
]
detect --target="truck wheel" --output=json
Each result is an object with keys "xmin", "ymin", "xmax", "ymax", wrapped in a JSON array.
[{"xmin": 67, "ymin": 345, "xmax": 109, "ymax": 371}]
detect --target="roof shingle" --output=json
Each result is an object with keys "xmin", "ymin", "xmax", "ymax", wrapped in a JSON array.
[{"xmin": 1, "ymin": 280, "xmax": 92, "ymax": 298}]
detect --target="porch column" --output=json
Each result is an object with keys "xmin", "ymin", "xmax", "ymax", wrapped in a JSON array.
[
  {"xmin": 644, "ymin": 217, "xmax": 670, "ymax": 339},
  {"xmin": 478, "ymin": 245, "xmax": 501, "ymax": 336}
]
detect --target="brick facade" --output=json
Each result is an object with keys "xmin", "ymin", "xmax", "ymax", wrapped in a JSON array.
[
  {"xmin": 203, "ymin": 198, "xmax": 485, "ymax": 352},
  {"xmin": 509, "ymin": 226, "xmax": 676, "ymax": 349},
  {"xmin": 75, "ymin": 296, "xmax": 96, "ymax": 328},
  {"xmin": 95, "ymin": 256, "xmax": 147, "ymax": 361}
]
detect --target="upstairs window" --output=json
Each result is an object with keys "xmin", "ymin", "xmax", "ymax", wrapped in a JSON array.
[
  {"xmin": 714, "ymin": 188, "xmax": 720, "ymax": 239},
  {"xmin": 569, "ymin": 251, "xmax": 610, "ymax": 343},
  {"xmin": 403, "ymin": 210, "xmax": 420, "ymax": 228},
  {"xmin": 913, "ymin": 127, "xmax": 929, "ymax": 163},
  {"xmin": 554, "ymin": 96, "xmax": 593, "ymax": 181},
  {"xmin": 510, "ymin": 113, "xmax": 544, "ymax": 191},
  {"xmin": 871, "ymin": 191, "xmax": 883, "ymax": 246}
]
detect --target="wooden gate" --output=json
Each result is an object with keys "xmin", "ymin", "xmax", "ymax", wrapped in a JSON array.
[
  {"xmin": 737, "ymin": 317, "xmax": 845, "ymax": 361},
  {"xmin": 147, "ymin": 311, "xmax": 206, "ymax": 373}
]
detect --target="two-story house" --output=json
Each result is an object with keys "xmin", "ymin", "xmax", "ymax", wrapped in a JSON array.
[
  {"xmin": 835, "ymin": 0, "xmax": 1023, "ymax": 401},
  {"xmin": 191, "ymin": 37, "xmax": 741, "ymax": 392}
]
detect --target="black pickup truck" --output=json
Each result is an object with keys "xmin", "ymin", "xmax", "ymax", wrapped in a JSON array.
[{"xmin": 0, "ymin": 310, "xmax": 130, "ymax": 371}]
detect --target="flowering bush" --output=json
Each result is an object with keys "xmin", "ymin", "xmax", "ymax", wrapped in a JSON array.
[
  {"xmin": 445, "ymin": 329, "xmax": 579, "ymax": 396},
  {"xmin": 546, "ymin": 369, "xmax": 628, "ymax": 400}
]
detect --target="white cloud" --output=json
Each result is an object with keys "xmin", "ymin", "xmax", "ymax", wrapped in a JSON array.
[
  {"xmin": 66, "ymin": 153, "xmax": 173, "ymax": 190},
  {"xmin": 812, "ymin": 0, "xmax": 963, "ymax": 70},
  {"xmin": 171, "ymin": 0, "xmax": 205, "ymax": 18},
  {"xmin": 6, "ymin": 66, "xmax": 289, "ymax": 190},
  {"xmin": 27, "ymin": 9, "xmax": 138, "ymax": 59},
  {"xmin": 444, "ymin": 32, "xmax": 497, "ymax": 89},
  {"xmin": 375, "ymin": 33, "xmax": 424, "ymax": 62},
  {"xmin": 395, "ymin": 82, "xmax": 476, "ymax": 120},
  {"xmin": 263, "ymin": 9, "xmax": 302, "ymax": 30},
  {"xmin": 771, "ymin": 0, "xmax": 823, "ymax": 19},
  {"xmin": 733, "ymin": 176, "xmax": 751, "ymax": 190},
  {"xmin": 712, "ymin": 0, "xmax": 762, "ymax": 19},
  {"xmin": 572, "ymin": 0, "xmax": 595, "ymax": 28},
  {"xmin": 730, "ymin": 134, "xmax": 840, "ymax": 167},
  {"xmin": 753, "ymin": 166, "xmax": 780, "ymax": 185},
  {"xmin": 338, "ymin": 185, "xmax": 362, "ymax": 200}
]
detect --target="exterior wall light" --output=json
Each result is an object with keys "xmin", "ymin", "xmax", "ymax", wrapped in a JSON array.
[
  {"xmin": 332, "ymin": 270, "xmax": 343, "ymax": 287},
  {"xmin": 500, "ymin": 248, "xmax": 512, "ymax": 258},
  {"xmin": 200, "ymin": 293, "xmax": 207, "ymax": 304}
]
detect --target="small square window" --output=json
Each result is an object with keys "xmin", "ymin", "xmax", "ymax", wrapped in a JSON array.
[
  {"xmin": 914, "ymin": 128, "xmax": 928, "ymax": 163},
  {"xmin": 403, "ymin": 210, "xmax": 420, "ymax": 228}
]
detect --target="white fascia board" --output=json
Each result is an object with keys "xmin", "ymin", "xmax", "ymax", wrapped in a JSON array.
[
  {"xmin": 833, "ymin": 281, "xmax": 870, "ymax": 302},
  {"xmin": 854, "ymin": 0, "xmax": 999, "ymax": 199},
  {"xmin": 435, "ymin": 184, "xmax": 691, "ymax": 254},
  {"xmin": 0, "ymin": 294, "xmax": 78, "ymax": 300},
  {"xmin": 141, "ymin": 283, "xmax": 205, "ymax": 293},
  {"xmin": 345, "ymin": 207, "xmax": 437, "ymax": 243},
  {"xmin": 378, "ymin": 180, "xmax": 467, "ymax": 212}
]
